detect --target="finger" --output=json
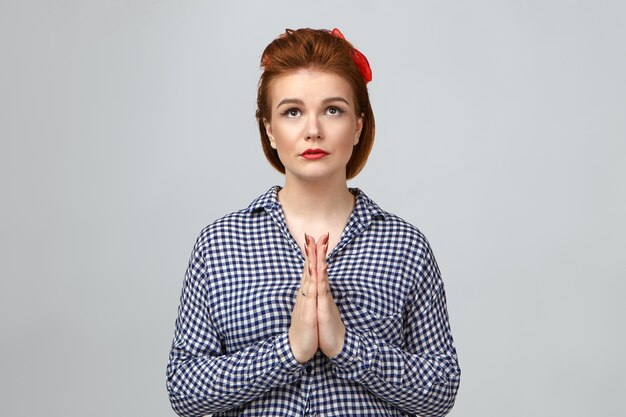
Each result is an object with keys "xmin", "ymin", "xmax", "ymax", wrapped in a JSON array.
[
  {"xmin": 306, "ymin": 234, "xmax": 318, "ymax": 299},
  {"xmin": 316, "ymin": 233, "xmax": 329, "ymax": 279},
  {"xmin": 299, "ymin": 260, "xmax": 309, "ymax": 300},
  {"xmin": 316, "ymin": 233, "xmax": 330, "ymax": 296},
  {"xmin": 318, "ymin": 261, "xmax": 331, "ymax": 296},
  {"xmin": 303, "ymin": 236, "xmax": 310, "ymax": 283},
  {"xmin": 297, "ymin": 236, "xmax": 312, "ymax": 301},
  {"xmin": 307, "ymin": 234, "xmax": 317, "ymax": 277}
]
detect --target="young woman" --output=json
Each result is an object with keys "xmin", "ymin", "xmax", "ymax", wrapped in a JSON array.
[{"xmin": 167, "ymin": 28, "xmax": 460, "ymax": 417}]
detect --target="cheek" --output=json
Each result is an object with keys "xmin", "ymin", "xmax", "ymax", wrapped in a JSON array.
[
  {"xmin": 272, "ymin": 120, "xmax": 301, "ymax": 143},
  {"xmin": 338, "ymin": 123, "xmax": 359, "ymax": 146}
]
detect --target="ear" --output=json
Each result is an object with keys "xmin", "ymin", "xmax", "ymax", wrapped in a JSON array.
[
  {"xmin": 354, "ymin": 113, "xmax": 364, "ymax": 145},
  {"xmin": 263, "ymin": 118, "xmax": 277, "ymax": 149}
]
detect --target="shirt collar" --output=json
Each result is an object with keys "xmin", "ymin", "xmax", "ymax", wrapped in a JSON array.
[{"xmin": 245, "ymin": 185, "xmax": 387, "ymax": 221}]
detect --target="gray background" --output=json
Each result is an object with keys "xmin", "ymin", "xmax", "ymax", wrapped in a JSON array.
[{"xmin": 1, "ymin": 1, "xmax": 625, "ymax": 416}]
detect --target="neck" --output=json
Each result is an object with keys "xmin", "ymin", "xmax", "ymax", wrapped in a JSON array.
[{"xmin": 278, "ymin": 175, "xmax": 354, "ymax": 220}]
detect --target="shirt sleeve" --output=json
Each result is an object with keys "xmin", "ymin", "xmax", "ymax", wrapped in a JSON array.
[
  {"xmin": 166, "ymin": 239, "xmax": 304, "ymax": 417},
  {"xmin": 329, "ymin": 245, "xmax": 461, "ymax": 417}
]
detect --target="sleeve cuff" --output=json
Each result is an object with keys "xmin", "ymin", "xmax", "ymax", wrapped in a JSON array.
[
  {"xmin": 274, "ymin": 332, "xmax": 304, "ymax": 374},
  {"xmin": 329, "ymin": 327, "xmax": 370, "ymax": 378},
  {"xmin": 331, "ymin": 327, "xmax": 408, "ymax": 386}
]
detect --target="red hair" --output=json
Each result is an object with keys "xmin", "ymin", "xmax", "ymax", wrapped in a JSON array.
[{"xmin": 255, "ymin": 28, "xmax": 375, "ymax": 180}]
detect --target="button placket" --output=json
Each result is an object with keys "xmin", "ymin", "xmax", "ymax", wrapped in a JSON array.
[
  {"xmin": 305, "ymin": 362, "xmax": 314, "ymax": 374},
  {"xmin": 300, "ymin": 359, "xmax": 314, "ymax": 415}
]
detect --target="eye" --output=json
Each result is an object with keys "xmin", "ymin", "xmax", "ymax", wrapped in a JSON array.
[
  {"xmin": 281, "ymin": 108, "xmax": 302, "ymax": 118},
  {"xmin": 326, "ymin": 106, "xmax": 345, "ymax": 116}
]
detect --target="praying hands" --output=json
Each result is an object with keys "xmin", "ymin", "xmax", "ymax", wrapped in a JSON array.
[{"xmin": 288, "ymin": 233, "xmax": 346, "ymax": 364}]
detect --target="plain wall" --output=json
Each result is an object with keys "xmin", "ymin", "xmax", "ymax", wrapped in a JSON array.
[{"xmin": 1, "ymin": 1, "xmax": 625, "ymax": 416}]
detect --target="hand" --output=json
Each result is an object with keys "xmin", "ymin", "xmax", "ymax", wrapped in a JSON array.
[
  {"xmin": 314, "ymin": 233, "xmax": 345, "ymax": 358},
  {"xmin": 288, "ymin": 234, "xmax": 318, "ymax": 363},
  {"xmin": 288, "ymin": 233, "xmax": 346, "ymax": 363}
]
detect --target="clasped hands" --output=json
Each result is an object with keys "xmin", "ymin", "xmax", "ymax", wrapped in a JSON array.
[{"xmin": 288, "ymin": 233, "xmax": 345, "ymax": 364}]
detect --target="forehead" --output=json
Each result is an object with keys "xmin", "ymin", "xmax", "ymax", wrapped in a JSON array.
[{"xmin": 268, "ymin": 69, "xmax": 355, "ymax": 107}]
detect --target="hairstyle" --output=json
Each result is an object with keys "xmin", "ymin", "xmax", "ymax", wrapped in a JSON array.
[{"xmin": 255, "ymin": 28, "xmax": 375, "ymax": 180}]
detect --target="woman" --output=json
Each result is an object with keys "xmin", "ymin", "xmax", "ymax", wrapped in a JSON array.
[{"xmin": 167, "ymin": 28, "xmax": 460, "ymax": 417}]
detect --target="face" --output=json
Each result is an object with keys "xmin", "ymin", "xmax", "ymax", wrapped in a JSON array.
[{"xmin": 264, "ymin": 69, "xmax": 363, "ymax": 183}]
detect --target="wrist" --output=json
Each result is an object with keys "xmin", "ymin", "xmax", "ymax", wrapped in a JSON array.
[
  {"xmin": 326, "ymin": 325, "xmax": 346, "ymax": 358},
  {"xmin": 288, "ymin": 328, "xmax": 314, "ymax": 364}
]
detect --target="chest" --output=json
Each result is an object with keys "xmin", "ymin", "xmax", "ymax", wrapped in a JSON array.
[
  {"xmin": 203, "ymin": 229, "xmax": 413, "ymax": 353},
  {"xmin": 283, "ymin": 217, "xmax": 344, "ymax": 258}
]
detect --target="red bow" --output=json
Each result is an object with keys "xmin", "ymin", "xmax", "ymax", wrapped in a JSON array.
[{"xmin": 331, "ymin": 28, "xmax": 373, "ymax": 84}]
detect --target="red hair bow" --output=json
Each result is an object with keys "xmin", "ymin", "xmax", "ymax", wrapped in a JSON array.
[{"xmin": 331, "ymin": 28, "xmax": 373, "ymax": 84}]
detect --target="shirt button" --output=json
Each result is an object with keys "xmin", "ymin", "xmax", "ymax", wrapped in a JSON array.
[{"xmin": 305, "ymin": 364, "xmax": 313, "ymax": 374}]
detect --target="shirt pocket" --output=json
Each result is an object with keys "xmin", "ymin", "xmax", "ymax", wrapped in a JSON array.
[{"xmin": 337, "ymin": 291, "xmax": 404, "ymax": 344}]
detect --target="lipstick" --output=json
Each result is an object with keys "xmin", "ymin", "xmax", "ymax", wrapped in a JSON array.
[{"xmin": 301, "ymin": 148, "xmax": 329, "ymax": 160}]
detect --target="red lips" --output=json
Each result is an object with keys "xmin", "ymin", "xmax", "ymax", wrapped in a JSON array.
[{"xmin": 301, "ymin": 148, "xmax": 329, "ymax": 160}]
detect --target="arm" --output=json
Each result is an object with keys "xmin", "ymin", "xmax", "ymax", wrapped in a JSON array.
[
  {"xmin": 329, "ymin": 247, "xmax": 461, "ymax": 417},
  {"xmin": 166, "ymin": 242, "xmax": 303, "ymax": 417}
]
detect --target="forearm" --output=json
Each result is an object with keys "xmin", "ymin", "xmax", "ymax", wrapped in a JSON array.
[
  {"xmin": 330, "ymin": 327, "xmax": 460, "ymax": 417},
  {"xmin": 167, "ymin": 332, "xmax": 303, "ymax": 417}
]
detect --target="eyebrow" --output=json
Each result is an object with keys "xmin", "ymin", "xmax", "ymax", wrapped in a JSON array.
[{"xmin": 276, "ymin": 96, "xmax": 351, "ymax": 109}]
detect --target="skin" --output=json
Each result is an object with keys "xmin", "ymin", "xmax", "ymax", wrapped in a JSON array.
[
  {"xmin": 289, "ymin": 232, "xmax": 346, "ymax": 363},
  {"xmin": 263, "ymin": 69, "xmax": 362, "ymax": 363},
  {"xmin": 264, "ymin": 69, "xmax": 362, "ymax": 186}
]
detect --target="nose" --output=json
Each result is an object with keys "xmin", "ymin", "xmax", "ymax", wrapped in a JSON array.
[{"xmin": 305, "ymin": 115, "xmax": 323, "ymax": 140}]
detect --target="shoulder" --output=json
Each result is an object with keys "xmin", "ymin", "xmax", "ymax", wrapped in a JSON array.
[
  {"xmin": 355, "ymin": 188, "xmax": 438, "ymax": 267},
  {"xmin": 192, "ymin": 186, "xmax": 279, "ymax": 254},
  {"xmin": 355, "ymin": 188, "xmax": 430, "ymax": 244}
]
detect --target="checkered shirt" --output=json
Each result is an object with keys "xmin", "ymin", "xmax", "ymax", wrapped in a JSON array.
[{"xmin": 166, "ymin": 186, "xmax": 460, "ymax": 417}]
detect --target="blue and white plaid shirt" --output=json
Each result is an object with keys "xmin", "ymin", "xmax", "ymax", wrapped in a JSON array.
[{"xmin": 167, "ymin": 186, "xmax": 460, "ymax": 417}]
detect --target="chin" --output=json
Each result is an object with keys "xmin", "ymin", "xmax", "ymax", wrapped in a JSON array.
[{"xmin": 291, "ymin": 169, "xmax": 346, "ymax": 183}]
